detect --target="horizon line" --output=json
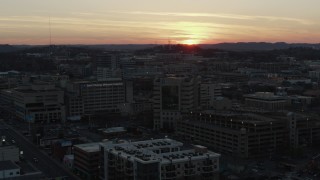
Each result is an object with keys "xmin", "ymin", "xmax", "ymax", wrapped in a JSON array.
[{"xmin": 2, "ymin": 41, "xmax": 320, "ymax": 46}]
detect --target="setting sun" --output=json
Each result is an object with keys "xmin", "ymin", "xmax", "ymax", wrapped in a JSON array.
[{"xmin": 181, "ymin": 39, "xmax": 200, "ymax": 45}]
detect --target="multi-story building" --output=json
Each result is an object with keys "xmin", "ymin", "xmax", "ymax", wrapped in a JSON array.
[
  {"xmin": 210, "ymin": 72, "xmax": 248, "ymax": 83},
  {"xmin": 156, "ymin": 53, "xmax": 184, "ymax": 62},
  {"xmin": 73, "ymin": 143, "xmax": 101, "ymax": 180},
  {"xmin": 153, "ymin": 75, "xmax": 200, "ymax": 130},
  {"xmin": 177, "ymin": 111, "xmax": 320, "ymax": 159},
  {"xmin": 0, "ymin": 75, "xmax": 22, "ymax": 90},
  {"xmin": 199, "ymin": 83, "xmax": 222, "ymax": 109},
  {"xmin": 177, "ymin": 111, "xmax": 287, "ymax": 159},
  {"xmin": 287, "ymin": 112, "xmax": 320, "ymax": 148},
  {"xmin": 0, "ymin": 83, "xmax": 65, "ymax": 123},
  {"xmin": 100, "ymin": 138, "xmax": 220, "ymax": 180},
  {"xmin": 96, "ymin": 53, "xmax": 121, "ymax": 81},
  {"xmin": 65, "ymin": 92, "xmax": 84, "ymax": 121},
  {"xmin": 0, "ymin": 70, "xmax": 21, "ymax": 79},
  {"xmin": 206, "ymin": 62, "xmax": 240, "ymax": 73},
  {"xmin": 309, "ymin": 70, "xmax": 320, "ymax": 81},
  {"xmin": 244, "ymin": 92, "xmax": 288, "ymax": 111},
  {"xmin": 122, "ymin": 66, "xmax": 163, "ymax": 79},
  {"xmin": 65, "ymin": 79, "xmax": 125, "ymax": 118},
  {"xmin": 163, "ymin": 63, "xmax": 198, "ymax": 75},
  {"xmin": 58, "ymin": 62, "xmax": 93, "ymax": 78}
]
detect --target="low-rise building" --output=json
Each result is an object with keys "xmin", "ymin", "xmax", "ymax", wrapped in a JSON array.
[
  {"xmin": 0, "ymin": 161, "xmax": 21, "ymax": 179},
  {"xmin": 52, "ymin": 140, "xmax": 73, "ymax": 161},
  {"xmin": 101, "ymin": 127, "xmax": 127, "ymax": 138},
  {"xmin": 63, "ymin": 154, "xmax": 74, "ymax": 170},
  {"xmin": 0, "ymin": 142, "xmax": 20, "ymax": 162}
]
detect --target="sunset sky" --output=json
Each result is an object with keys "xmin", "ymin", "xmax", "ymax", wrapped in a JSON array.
[{"xmin": 1, "ymin": 0, "xmax": 320, "ymax": 45}]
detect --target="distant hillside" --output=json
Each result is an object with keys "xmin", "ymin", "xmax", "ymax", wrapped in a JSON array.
[
  {"xmin": 3, "ymin": 42, "xmax": 320, "ymax": 52},
  {"xmin": 72, "ymin": 44, "xmax": 158, "ymax": 51},
  {"xmin": 0, "ymin": 44, "xmax": 18, "ymax": 53},
  {"xmin": 200, "ymin": 42, "xmax": 320, "ymax": 51},
  {"xmin": 78, "ymin": 43, "xmax": 320, "ymax": 51},
  {"xmin": 0, "ymin": 44, "xmax": 31, "ymax": 53}
]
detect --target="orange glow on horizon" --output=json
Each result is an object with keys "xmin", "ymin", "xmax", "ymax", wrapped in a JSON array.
[
  {"xmin": 1, "ymin": 2, "xmax": 319, "ymax": 45},
  {"xmin": 180, "ymin": 39, "xmax": 200, "ymax": 45}
]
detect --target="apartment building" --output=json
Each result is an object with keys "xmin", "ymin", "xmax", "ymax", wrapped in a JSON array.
[
  {"xmin": 153, "ymin": 75, "xmax": 200, "ymax": 130},
  {"xmin": 100, "ymin": 138, "xmax": 220, "ymax": 180}
]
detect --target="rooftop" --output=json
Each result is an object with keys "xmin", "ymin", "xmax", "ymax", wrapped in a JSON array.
[
  {"xmin": 102, "ymin": 138, "xmax": 219, "ymax": 163},
  {"xmin": 74, "ymin": 142, "xmax": 102, "ymax": 153},
  {"xmin": 103, "ymin": 127, "xmax": 126, "ymax": 134},
  {"xmin": 0, "ymin": 161, "xmax": 20, "ymax": 171},
  {"xmin": 74, "ymin": 140, "xmax": 128, "ymax": 153},
  {"xmin": 131, "ymin": 138, "xmax": 183, "ymax": 149},
  {"xmin": 160, "ymin": 149, "xmax": 220, "ymax": 164},
  {"xmin": 244, "ymin": 92, "xmax": 287, "ymax": 101},
  {"xmin": 14, "ymin": 88, "xmax": 61, "ymax": 93}
]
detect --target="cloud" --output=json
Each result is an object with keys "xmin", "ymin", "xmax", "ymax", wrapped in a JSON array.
[
  {"xmin": 0, "ymin": 11, "xmax": 319, "ymax": 44},
  {"xmin": 112, "ymin": 11, "xmax": 315, "ymax": 25}
]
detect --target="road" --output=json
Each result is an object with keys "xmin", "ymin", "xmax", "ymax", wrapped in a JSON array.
[{"xmin": 0, "ymin": 121, "xmax": 79, "ymax": 180}]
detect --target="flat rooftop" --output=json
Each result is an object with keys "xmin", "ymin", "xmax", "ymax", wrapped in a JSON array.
[
  {"xmin": 102, "ymin": 138, "xmax": 219, "ymax": 163},
  {"xmin": 131, "ymin": 138, "xmax": 183, "ymax": 149},
  {"xmin": 74, "ymin": 140, "xmax": 128, "ymax": 153},
  {"xmin": 244, "ymin": 92, "xmax": 287, "ymax": 101},
  {"xmin": 103, "ymin": 127, "xmax": 126, "ymax": 134},
  {"xmin": 0, "ymin": 161, "xmax": 20, "ymax": 171},
  {"xmin": 14, "ymin": 88, "xmax": 61, "ymax": 93},
  {"xmin": 196, "ymin": 110, "xmax": 279, "ymax": 123},
  {"xmin": 74, "ymin": 142, "xmax": 102, "ymax": 153},
  {"xmin": 160, "ymin": 149, "xmax": 220, "ymax": 164}
]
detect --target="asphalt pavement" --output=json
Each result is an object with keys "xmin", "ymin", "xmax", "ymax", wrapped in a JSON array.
[{"xmin": 0, "ymin": 120, "xmax": 79, "ymax": 180}]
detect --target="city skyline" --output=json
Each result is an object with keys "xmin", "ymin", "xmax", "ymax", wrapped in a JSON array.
[{"xmin": 1, "ymin": 0, "xmax": 320, "ymax": 45}]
